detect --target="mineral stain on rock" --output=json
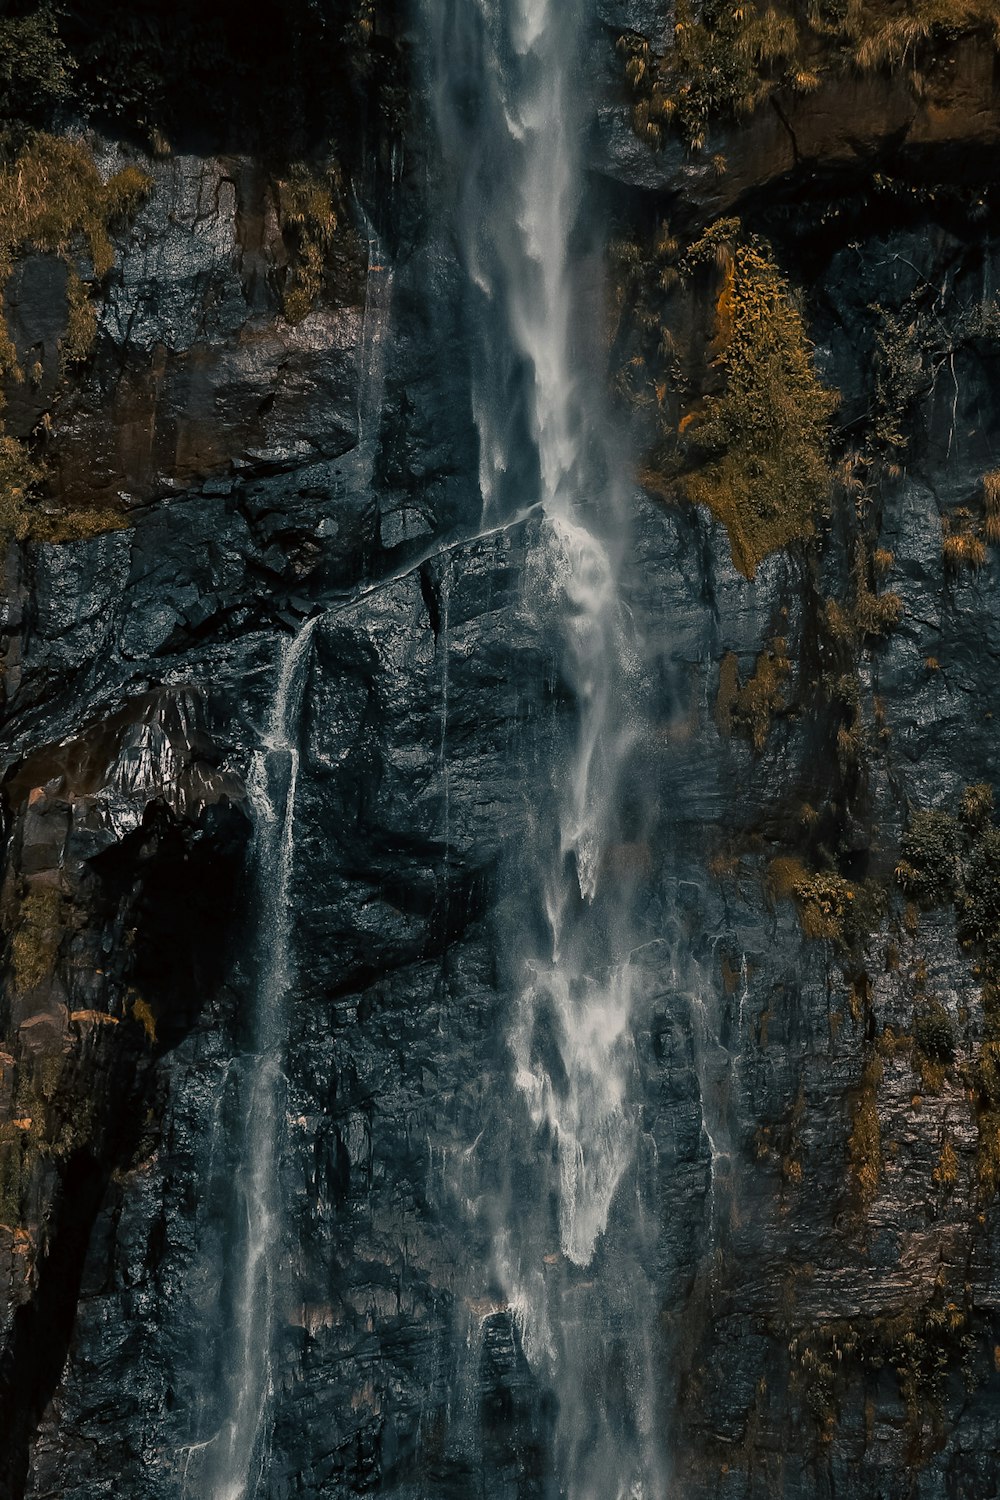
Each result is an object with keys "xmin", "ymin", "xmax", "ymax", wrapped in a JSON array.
[{"xmin": 0, "ymin": 1, "xmax": 999, "ymax": 1498}]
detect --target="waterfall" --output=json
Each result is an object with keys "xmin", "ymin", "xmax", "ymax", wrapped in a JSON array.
[
  {"xmin": 202, "ymin": 616, "xmax": 320, "ymax": 1500},
  {"xmin": 429, "ymin": 1, "xmax": 661, "ymax": 1494}
]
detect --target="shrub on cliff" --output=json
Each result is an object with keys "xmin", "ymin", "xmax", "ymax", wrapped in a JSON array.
[
  {"xmin": 895, "ymin": 810, "xmax": 961, "ymax": 904},
  {"xmin": 914, "ymin": 1005, "xmax": 956, "ymax": 1065},
  {"xmin": 895, "ymin": 793, "xmax": 1000, "ymax": 969},
  {"xmin": 621, "ymin": 1, "xmax": 798, "ymax": 150},
  {"xmin": 621, "ymin": 0, "xmax": 1000, "ymax": 151},
  {"xmin": 677, "ymin": 219, "xmax": 838, "ymax": 577},
  {"xmin": 0, "ymin": 8, "xmax": 72, "ymax": 138},
  {"xmin": 0, "ymin": 133, "xmax": 150, "ymax": 291},
  {"xmin": 960, "ymin": 828, "xmax": 1000, "ymax": 950}
]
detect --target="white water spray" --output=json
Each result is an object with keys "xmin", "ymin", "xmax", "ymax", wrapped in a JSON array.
[
  {"xmin": 430, "ymin": 0, "xmax": 660, "ymax": 1493},
  {"xmin": 438, "ymin": 0, "xmax": 637, "ymax": 1263}
]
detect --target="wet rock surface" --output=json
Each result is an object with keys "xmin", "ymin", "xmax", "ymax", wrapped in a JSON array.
[{"xmin": 1, "ymin": 4, "xmax": 1000, "ymax": 1499}]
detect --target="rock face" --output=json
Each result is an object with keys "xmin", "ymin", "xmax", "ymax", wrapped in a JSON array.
[{"xmin": 3, "ymin": 3, "xmax": 1000, "ymax": 1499}]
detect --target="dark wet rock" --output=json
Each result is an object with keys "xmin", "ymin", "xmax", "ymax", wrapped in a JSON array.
[
  {"xmin": 590, "ymin": 29, "xmax": 1000, "ymax": 224},
  {"xmin": 0, "ymin": 688, "xmax": 250, "ymax": 1500}
]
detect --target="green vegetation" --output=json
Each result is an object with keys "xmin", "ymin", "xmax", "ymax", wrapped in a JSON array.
[
  {"xmin": 735, "ymin": 639, "xmax": 792, "ymax": 749},
  {"xmin": 620, "ymin": 0, "xmax": 1000, "ymax": 151},
  {"xmin": 0, "ymin": 899, "xmax": 157, "ymax": 1230},
  {"xmin": 0, "ymin": 1124, "xmax": 30, "ymax": 1227},
  {"xmin": 676, "ymin": 220, "xmax": 838, "ymax": 577},
  {"xmin": 0, "ymin": 132, "xmax": 149, "ymax": 315},
  {"xmin": 977, "ymin": 1108, "xmax": 1000, "ymax": 1197},
  {"xmin": 790, "ymin": 1284, "xmax": 975, "ymax": 1449},
  {"xmin": 770, "ymin": 855, "xmax": 885, "ymax": 951},
  {"xmin": 10, "ymin": 884, "xmax": 63, "ymax": 993},
  {"xmin": 914, "ymin": 1001, "xmax": 956, "ymax": 1091},
  {"xmin": 817, "ymin": 543, "xmax": 903, "ymax": 710},
  {"xmin": 895, "ymin": 795, "xmax": 1000, "ymax": 967},
  {"xmin": 961, "ymin": 828, "xmax": 1000, "ymax": 949},
  {"xmin": 845, "ymin": 0, "xmax": 1000, "ymax": 70},
  {"xmin": 715, "ymin": 638, "xmax": 792, "ymax": 748},
  {"xmin": 942, "ymin": 511, "xmax": 989, "ymax": 572},
  {"xmin": 869, "ymin": 302, "xmax": 927, "ymax": 454},
  {"xmin": 972, "ymin": 982, "xmax": 1000, "ymax": 1196},
  {"xmin": 895, "ymin": 810, "xmax": 962, "ymax": 904},
  {"xmin": 0, "ymin": 1046, "xmax": 101, "ymax": 1227},
  {"xmin": 781, "ymin": 1085, "xmax": 807, "ymax": 1184},
  {"xmin": 983, "ymin": 468, "xmax": 1000, "ymax": 543},
  {"xmin": 852, "ymin": 545, "xmax": 903, "ymax": 636},
  {"xmin": 934, "ymin": 1132, "xmax": 959, "ymax": 1187},
  {"xmin": 0, "ymin": 0, "xmax": 398, "ymax": 158},
  {"xmin": 0, "ymin": 435, "xmax": 44, "ymax": 547},
  {"xmin": 277, "ymin": 164, "xmax": 342, "ymax": 324},
  {"xmin": 345, "ymin": 0, "xmax": 378, "ymax": 71},
  {"xmin": 608, "ymin": 227, "xmax": 680, "ymax": 419},
  {"xmin": 961, "ymin": 781, "xmax": 995, "ymax": 829},
  {"xmin": 61, "ymin": 268, "xmax": 97, "ymax": 370},
  {"xmin": 613, "ymin": 220, "xmax": 854, "ymax": 589},
  {"xmin": 0, "ymin": 8, "xmax": 72, "ymax": 139},
  {"xmin": 870, "ymin": 292, "xmax": 1000, "ymax": 461},
  {"xmin": 853, "ymin": 582, "xmax": 903, "ymax": 634},
  {"xmin": 796, "ymin": 870, "xmax": 860, "ymax": 942},
  {"xmin": 618, "ymin": 4, "xmax": 797, "ymax": 152},
  {"xmin": 0, "ymin": 17, "xmax": 364, "ymax": 539},
  {"xmin": 130, "ymin": 993, "xmax": 158, "ymax": 1046},
  {"xmin": 931, "ymin": 470, "xmax": 1000, "ymax": 572}
]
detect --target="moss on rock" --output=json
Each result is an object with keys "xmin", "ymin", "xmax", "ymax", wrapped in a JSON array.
[
  {"xmin": 10, "ymin": 884, "xmax": 64, "ymax": 994},
  {"xmin": 676, "ymin": 220, "xmax": 838, "ymax": 577}
]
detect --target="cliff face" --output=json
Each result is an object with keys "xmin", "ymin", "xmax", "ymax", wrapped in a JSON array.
[{"xmin": 2, "ymin": 2, "xmax": 1000, "ymax": 1497}]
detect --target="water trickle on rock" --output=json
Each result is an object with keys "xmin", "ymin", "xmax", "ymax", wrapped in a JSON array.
[{"xmin": 199, "ymin": 617, "xmax": 320, "ymax": 1500}]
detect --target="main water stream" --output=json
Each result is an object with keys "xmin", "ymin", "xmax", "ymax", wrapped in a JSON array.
[{"xmin": 430, "ymin": 1, "xmax": 662, "ymax": 1494}]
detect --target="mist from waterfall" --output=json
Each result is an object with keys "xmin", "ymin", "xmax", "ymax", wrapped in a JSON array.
[{"xmin": 429, "ymin": 1, "xmax": 662, "ymax": 1494}]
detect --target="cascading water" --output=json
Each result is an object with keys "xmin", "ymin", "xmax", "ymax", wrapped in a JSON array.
[
  {"xmin": 429, "ymin": 1, "xmax": 662, "ymax": 1494},
  {"xmin": 199, "ymin": 617, "xmax": 320, "ymax": 1500},
  {"xmin": 187, "ymin": 197, "xmax": 395, "ymax": 1500}
]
